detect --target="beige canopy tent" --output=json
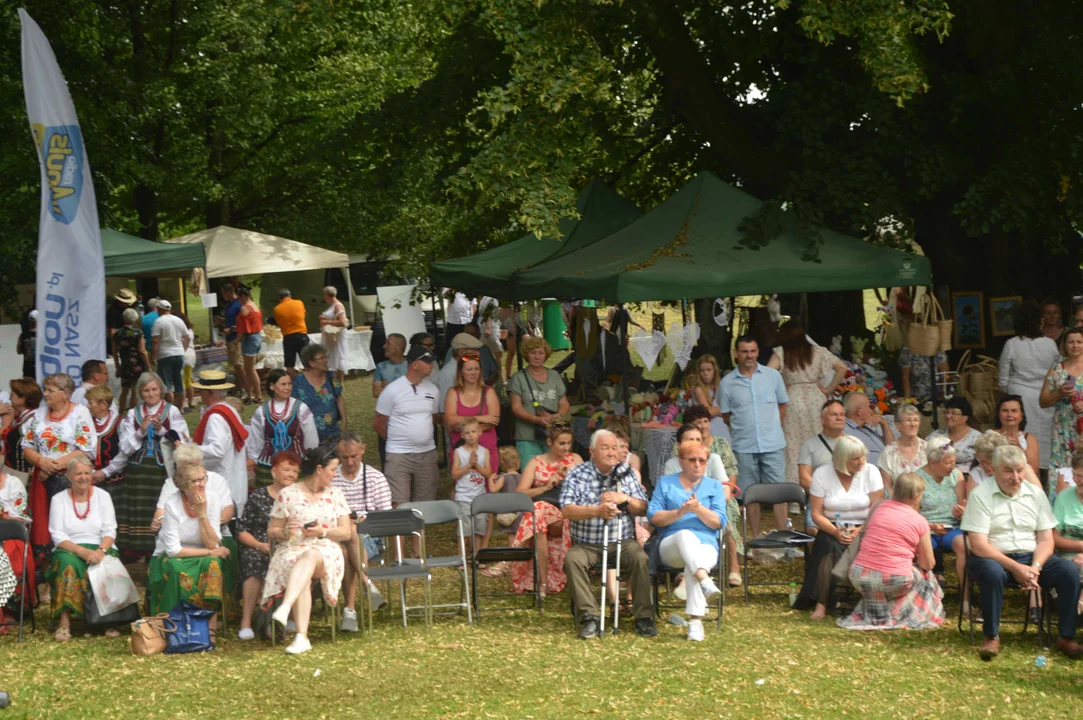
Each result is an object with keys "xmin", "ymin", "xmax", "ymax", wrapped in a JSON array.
[{"xmin": 165, "ymin": 225, "xmax": 356, "ymax": 326}]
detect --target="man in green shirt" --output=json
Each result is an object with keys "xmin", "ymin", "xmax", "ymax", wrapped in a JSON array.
[{"xmin": 960, "ymin": 445, "xmax": 1082, "ymax": 661}]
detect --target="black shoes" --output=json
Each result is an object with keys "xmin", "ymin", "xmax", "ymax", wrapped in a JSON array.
[
  {"xmin": 634, "ymin": 617, "xmax": 659, "ymax": 637},
  {"xmin": 578, "ymin": 615, "xmax": 600, "ymax": 640}
]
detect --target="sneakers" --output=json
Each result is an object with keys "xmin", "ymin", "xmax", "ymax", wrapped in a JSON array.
[
  {"xmin": 578, "ymin": 615, "xmax": 600, "ymax": 640},
  {"xmin": 369, "ymin": 583, "xmax": 388, "ymax": 612},
  {"xmin": 673, "ymin": 579, "xmax": 688, "ymax": 601},
  {"xmin": 285, "ymin": 634, "xmax": 312, "ymax": 655},
  {"xmin": 271, "ymin": 602, "xmax": 292, "ymax": 628},
  {"xmin": 237, "ymin": 627, "xmax": 255, "ymax": 641},
  {"xmin": 700, "ymin": 578, "xmax": 723, "ymax": 604},
  {"xmin": 687, "ymin": 618, "xmax": 705, "ymax": 642},
  {"xmin": 341, "ymin": 607, "xmax": 358, "ymax": 633},
  {"xmin": 634, "ymin": 617, "xmax": 659, "ymax": 637}
]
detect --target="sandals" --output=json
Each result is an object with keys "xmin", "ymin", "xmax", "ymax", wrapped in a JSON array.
[
  {"xmin": 480, "ymin": 564, "xmax": 506, "ymax": 578},
  {"xmin": 54, "ymin": 626, "xmax": 71, "ymax": 642},
  {"xmin": 104, "ymin": 629, "xmax": 120, "ymax": 638}
]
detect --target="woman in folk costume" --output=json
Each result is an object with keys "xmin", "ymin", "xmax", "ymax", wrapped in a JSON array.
[
  {"xmin": 117, "ymin": 372, "xmax": 189, "ymax": 559},
  {"xmin": 85, "ymin": 385, "xmax": 128, "ymax": 499},
  {"xmin": 191, "ymin": 370, "xmax": 250, "ymax": 517},
  {"xmin": 246, "ymin": 370, "xmax": 318, "ymax": 489},
  {"xmin": 1, "ymin": 378, "xmax": 41, "ymax": 482},
  {"xmin": 21, "ymin": 373, "xmax": 98, "ymax": 565}
]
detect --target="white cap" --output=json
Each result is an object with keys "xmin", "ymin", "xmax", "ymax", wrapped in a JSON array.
[
  {"xmin": 28, "ymin": 310, "xmax": 39, "ymax": 320},
  {"xmin": 157, "ymin": 299, "xmax": 172, "ymax": 310}
]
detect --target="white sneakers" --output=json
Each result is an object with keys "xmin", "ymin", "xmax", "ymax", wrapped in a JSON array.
[
  {"xmin": 272, "ymin": 602, "xmax": 292, "ymax": 628},
  {"xmin": 237, "ymin": 627, "xmax": 255, "ymax": 641},
  {"xmin": 673, "ymin": 580, "xmax": 688, "ymax": 601},
  {"xmin": 700, "ymin": 578, "xmax": 723, "ymax": 604},
  {"xmin": 687, "ymin": 619, "xmax": 705, "ymax": 642},
  {"xmin": 368, "ymin": 581, "xmax": 388, "ymax": 612},
  {"xmin": 341, "ymin": 607, "xmax": 359, "ymax": 632},
  {"xmin": 285, "ymin": 634, "xmax": 312, "ymax": 655}
]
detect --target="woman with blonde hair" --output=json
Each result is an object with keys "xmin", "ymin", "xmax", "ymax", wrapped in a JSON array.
[
  {"xmin": 508, "ymin": 336, "xmax": 569, "ymax": 469},
  {"xmin": 692, "ymin": 354, "xmax": 730, "ymax": 442},
  {"xmin": 445, "ymin": 350, "xmax": 500, "ymax": 464},
  {"xmin": 768, "ymin": 320, "xmax": 848, "ymax": 485}
]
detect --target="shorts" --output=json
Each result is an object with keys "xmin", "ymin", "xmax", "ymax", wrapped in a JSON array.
[
  {"xmin": 360, "ymin": 534, "xmax": 384, "ymax": 562},
  {"xmin": 241, "ymin": 334, "xmax": 262, "ymax": 357},
  {"xmin": 283, "ymin": 332, "xmax": 310, "ymax": 369},
  {"xmin": 383, "ymin": 449, "xmax": 440, "ymax": 504},
  {"xmin": 929, "ymin": 527, "xmax": 963, "ymax": 551},
  {"xmin": 455, "ymin": 501, "xmax": 490, "ymax": 536},
  {"xmin": 183, "ymin": 365, "xmax": 193, "ymax": 389},
  {"xmin": 735, "ymin": 449, "xmax": 787, "ymax": 495},
  {"xmin": 157, "ymin": 355, "xmax": 185, "ymax": 392},
  {"xmin": 226, "ymin": 338, "xmax": 242, "ymax": 367}
]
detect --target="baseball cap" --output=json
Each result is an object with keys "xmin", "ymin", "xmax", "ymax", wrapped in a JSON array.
[
  {"xmin": 407, "ymin": 345, "xmax": 436, "ymax": 363},
  {"xmin": 157, "ymin": 299, "xmax": 172, "ymax": 310}
]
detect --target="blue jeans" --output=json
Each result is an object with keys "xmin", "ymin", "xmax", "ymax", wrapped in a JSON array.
[
  {"xmin": 361, "ymin": 535, "xmax": 383, "ymax": 563},
  {"xmin": 929, "ymin": 528, "xmax": 963, "ymax": 551},
  {"xmin": 967, "ymin": 552, "xmax": 1079, "ymax": 639}
]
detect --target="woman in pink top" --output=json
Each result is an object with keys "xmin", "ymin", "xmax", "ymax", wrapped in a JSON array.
[
  {"xmin": 838, "ymin": 472, "xmax": 944, "ymax": 630},
  {"xmin": 445, "ymin": 353, "xmax": 499, "ymax": 463}
]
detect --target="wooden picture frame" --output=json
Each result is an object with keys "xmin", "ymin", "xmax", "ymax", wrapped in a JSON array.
[
  {"xmin": 990, "ymin": 296, "xmax": 1022, "ymax": 337},
  {"xmin": 952, "ymin": 291, "xmax": 985, "ymax": 349}
]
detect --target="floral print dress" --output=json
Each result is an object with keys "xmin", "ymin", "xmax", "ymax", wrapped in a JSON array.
[
  {"xmin": 114, "ymin": 326, "xmax": 147, "ymax": 387},
  {"xmin": 291, "ymin": 373, "xmax": 343, "ymax": 444},
  {"xmin": 511, "ymin": 453, "xmax": 579, "ymax": 594},
  {"xmin": 261, "ymin": 484, "xmax": 350, "ymax": 607},
  {"xmin": 1047, "ymin": 361, "xmax": 1083, "ymax": 491},
  {"xmin": 239, "ymin": 487, "xmax": 276, "ymax": 581}
]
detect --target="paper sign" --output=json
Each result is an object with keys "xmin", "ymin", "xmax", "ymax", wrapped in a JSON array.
[{"xmin": 201, "ymin": 293, "xmax": 218, "ymax": 309}]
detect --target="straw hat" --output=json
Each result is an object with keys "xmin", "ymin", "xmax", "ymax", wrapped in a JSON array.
[
  {"xmin": 114, "ymin": 288, "xmax": 137, "ymax": 305},
  {"xmin": 190, "ymin": 369, "xmax": 235, "ymax": 390}
]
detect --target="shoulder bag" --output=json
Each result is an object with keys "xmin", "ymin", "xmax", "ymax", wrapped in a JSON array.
[
  {"xmin": 129, "ymin": 614, "xmax": 175, "ymax": 656},
  {"xmin": 831, "ymin": 499, "xmax": 887, "ymax": 584}
]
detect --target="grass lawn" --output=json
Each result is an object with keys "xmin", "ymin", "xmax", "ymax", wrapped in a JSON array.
[{"xmin": 4, "ymin": 373, "xmax": 1081, "ymax": 719}]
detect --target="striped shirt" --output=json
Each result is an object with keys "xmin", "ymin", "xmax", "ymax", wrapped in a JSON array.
[{"xmin": 332, "ymin": 464, "xmax": 392, "ymax": 515}]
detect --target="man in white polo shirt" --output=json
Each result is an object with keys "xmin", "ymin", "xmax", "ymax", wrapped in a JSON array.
[
  {"xmin": 151, "ymin": 299, "xmax": 190, "ymax": 407},
  {"xmin": 374, "ymin": 344, "xmax": 440, "ymax": 506}
]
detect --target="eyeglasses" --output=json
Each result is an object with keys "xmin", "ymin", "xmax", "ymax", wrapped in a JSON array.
[
  {"xmin": 681, "ymin": 457, "xmax": 707, "ymax": 464},
  {"xmin": 460, "ymin": 351, "xmax": 481, "ymax": 361}
]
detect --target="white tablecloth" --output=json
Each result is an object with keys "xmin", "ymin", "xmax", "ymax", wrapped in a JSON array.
[{"xmin": 258, "ymin": 330, "xmax": 374, "ymax": 372}]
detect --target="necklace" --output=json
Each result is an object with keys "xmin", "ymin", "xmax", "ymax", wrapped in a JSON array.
[
  {"xmin": 268, "ymin": 398, "xmax": 291, "ymax": 421},
  {"xmin": 72, "ymin": 487, "xmax": 92, "ymax": 520},
  {"xmin": 181, "ymin": 494, "xmax": 199, "ymax": 518},
  {"xmin": 47, "ymin": 403, "xmax": 72, "ymax": 423}
]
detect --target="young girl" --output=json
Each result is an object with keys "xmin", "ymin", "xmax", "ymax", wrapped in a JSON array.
[
  {"xmin": 481, "ymin": 446, "xmax": 522, "ymax": 578},
  {"xmin": 451, "ymin": 418, "xmax": 493, "ymax": 560}
]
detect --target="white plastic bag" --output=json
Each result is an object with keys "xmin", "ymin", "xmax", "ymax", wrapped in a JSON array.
[{"xmin": 87, "ymin": 555, "xmax": 140, "ymax": 616}]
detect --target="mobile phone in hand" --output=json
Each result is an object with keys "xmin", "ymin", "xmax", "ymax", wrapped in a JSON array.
[{"xmin": 304, "ymin": 520, "xmax": 318, "ymax": 529}]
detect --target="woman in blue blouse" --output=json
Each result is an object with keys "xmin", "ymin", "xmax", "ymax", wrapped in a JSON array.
[{"xmin": 648, "ymin": 441, "xmax": 728, "ymax": 642}]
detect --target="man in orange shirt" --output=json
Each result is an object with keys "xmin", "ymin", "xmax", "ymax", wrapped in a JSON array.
[{"xmin": 274, "ymin": 288, "xmax": 309, "ymax": 376}]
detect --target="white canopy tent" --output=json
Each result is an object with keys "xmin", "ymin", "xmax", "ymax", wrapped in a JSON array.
[{"xmin": 166, "ymin": 225, "xmax": 356, "ymax": 326}]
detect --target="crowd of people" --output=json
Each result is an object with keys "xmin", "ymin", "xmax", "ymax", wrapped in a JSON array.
[{"xmin": 4, "ymin": 289, "xmax": 1083, "ymax": 662}]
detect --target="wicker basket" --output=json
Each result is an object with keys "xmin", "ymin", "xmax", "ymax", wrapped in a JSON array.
[{"xmin": 908, "ymin": 295, "xmax": 940, "ymax": 356}]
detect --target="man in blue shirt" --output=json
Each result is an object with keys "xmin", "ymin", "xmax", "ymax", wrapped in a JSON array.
[
  {"xmin": 221, "ymin": 283, "xmax": 243, "ymax": 378},
  {"xmin": 141, "ymin": 298, "xmax": 159, "ymax": 347},
  {"xmin": 842, "ymin": 390, "xmax": 894, "ymax": 465},
  {"xmin": 719, "ymin": 335, "xmax": 789, "ymax": 539}
]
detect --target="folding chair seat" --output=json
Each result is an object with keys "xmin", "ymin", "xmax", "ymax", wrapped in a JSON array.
[{"xmin": 355, "ymin": 509, "xmax": 433, "ymax": 638}]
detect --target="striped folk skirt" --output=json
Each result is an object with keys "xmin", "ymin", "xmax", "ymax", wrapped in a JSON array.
[
  {"xmin": 116, "ymin": 456, "xmax": 167, "ymax": 557},
  {"xmin": 837, "ymin": 564, "xmax": 945, "ymax": 631}
]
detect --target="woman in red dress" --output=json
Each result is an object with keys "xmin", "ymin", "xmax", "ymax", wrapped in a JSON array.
[{"xmin": 510, "ymin": 419, "xmax": 582, "ymax": 596}]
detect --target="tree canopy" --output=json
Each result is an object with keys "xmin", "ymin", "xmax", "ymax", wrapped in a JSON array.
[{"xmin": 2, "ymin": 0, "xmax": 1081, "ymax": 305}]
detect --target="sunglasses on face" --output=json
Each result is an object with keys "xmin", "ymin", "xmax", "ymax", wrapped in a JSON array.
[
  {"xmin": 460, "ymin": 351, "xmax": 481, "ymax": 361},
  {"xmin": 681, "ymin": 456, "xmax": 707, "ymax": 464}
]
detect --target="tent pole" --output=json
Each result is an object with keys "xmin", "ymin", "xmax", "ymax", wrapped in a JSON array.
[
  {"xmin": 681, "ymin": 298, "xmax": 687, "ymax": 326},
  {"xmin": 342, "ymin": 265, "xmax": 357, "ymax": 330}
]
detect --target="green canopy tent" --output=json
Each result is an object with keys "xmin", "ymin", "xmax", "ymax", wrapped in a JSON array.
[
  {"xmin": 429, "ymin": 179, "xmax": 643, "ymax": 299},
  {"xmin": 103, "ymin": 228, "xmax": 206, "ymax": 277},
  {"xmin": 513, "ymin": 172, "xmax": 931, "ymax": 301}
]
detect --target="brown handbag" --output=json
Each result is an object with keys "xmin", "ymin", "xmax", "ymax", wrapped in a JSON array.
[{"xmin": 129, "ymin": 614, "xmax": 176, "ymax": 656}]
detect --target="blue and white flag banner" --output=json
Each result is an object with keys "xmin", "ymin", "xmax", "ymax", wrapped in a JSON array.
[{"xmin": 19, "ymin": 8, "xmax": 105, "ymax": 382}]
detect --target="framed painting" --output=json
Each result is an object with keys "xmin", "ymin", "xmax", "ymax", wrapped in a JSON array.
[
  {"xmin": 990, "ymin": 296, "xmax": 1022, "ymax": 337},
  {"xmin": 952, "ymin": 291, "xmax": 984, "ymax": 349}
]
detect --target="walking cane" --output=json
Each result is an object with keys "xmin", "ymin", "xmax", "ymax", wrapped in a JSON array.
[
  {"xmin": 598, "ymin": 520, "xmax": 610, "ymax": 638},
  {"xmin": 612, "ymin": 513, "xmax": 623, "ymax": 635}
]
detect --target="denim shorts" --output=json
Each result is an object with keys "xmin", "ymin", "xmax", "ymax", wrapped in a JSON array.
[
  {"xmin": 241, "ymin": 334, "xmax": 262, "ymax": 357},
  {"xmin": 930, "ymin": 527, "xmax": 963, "ymax": 551},
  {"xmin": 156, "ymin": 354, "xmax": 185, "ymax": 392},
  {"xmin": 361, "ymin": 534, "xmax": 384, "ymax": 562},
  {"xmin": 735, "ymin": 449, "xmax": 787, "ymax": 494}
]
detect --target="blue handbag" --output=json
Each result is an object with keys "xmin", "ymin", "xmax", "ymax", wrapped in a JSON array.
[{"xmin": 164, "ymin": 602, "xmax": 216, "ymax": 654}]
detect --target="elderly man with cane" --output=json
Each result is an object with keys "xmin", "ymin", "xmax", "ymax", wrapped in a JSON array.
[{"xmin": 561, "ymin": 429, "xmax": 657, "ymax": 639}]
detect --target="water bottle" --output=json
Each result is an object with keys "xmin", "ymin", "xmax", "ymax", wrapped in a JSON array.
[
  {"xmin": 1035, "ymin": 649, "xmax": 1049, "ymax": 668},
  {"xmin": 788, "ymin": 582, "xmax": 798, "ymax": 607}
]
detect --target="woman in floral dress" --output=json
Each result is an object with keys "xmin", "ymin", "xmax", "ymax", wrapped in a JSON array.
[
  {"xmin": 291, "ymin": 343, "xmax": 346, "ymax": 446},
  {"xmin": 21, "ymin": 374, "xmax": 97, "ymax": 562},
  {"xmin": 510, "ymin": 420, "xmax": 582, "ymax": 595},
  {"xmin": 263, "ymin": 446, "xmax": 351, "ymax": 655},
  {"xmin": 112, "ymin": 308, "xmax": 149, "ymax": 411},
  {"xmin": 1041, "ymin": 327, "xmax": 1083, "ymax": 498},
  {"xmin": 768, "ymin": 321, "xmax": 848, "ymax": 486}
]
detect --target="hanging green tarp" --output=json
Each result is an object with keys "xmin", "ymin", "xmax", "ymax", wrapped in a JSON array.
[
  {"xmin": 103, "ymin": 228, "xmax": 206, "ymax": 277},
  {"xmin": 429, "ymin": 179, "xmax": 642, "ymax": 299},
  {"xmin": 513, "ymin": 172, "xmax": 931, "ymax": 301}
]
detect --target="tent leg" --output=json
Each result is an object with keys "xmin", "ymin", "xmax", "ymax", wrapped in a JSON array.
[
  {"xmin": 343, "ymin": 266, "xmax": 357, "ymax": 331},
  {"xmin": 681, "ymin": 298, "xmax": 687, "ymax": 326}
]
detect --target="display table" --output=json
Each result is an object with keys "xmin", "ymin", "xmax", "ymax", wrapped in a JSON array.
[
  {"xmin": 258, "ymin": 330, "xmax": 374, "ymax": 372},
  {"xmin": 195, "ymin": 345, "xmax": 229, "ymax": 367}
]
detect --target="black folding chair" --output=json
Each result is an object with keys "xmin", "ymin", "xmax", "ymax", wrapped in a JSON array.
[
  {"xmin": 470, "ymin": 492, "xmax": 541, "ymax": 620},
  {"xmin": 957, "ymin": 532, "xmax": 1045, "ymax": 648},
  {"xmin": 652, "ymin": 527, "xmax": 727, "ymax": 629},
  {"xmin": 0, "ymin": 520, "xmax": 33, "ymax": 641},
  {"xmin": 741, "ymin": 483, "xmax": 812, "ymax": 604},
  {"xmin": 399, "ymin": 500, "xmax": 472, "ymax": 624},
  {"xmin": 356, "ymin": 509, "xmax": 433, "ymax": 638}
]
